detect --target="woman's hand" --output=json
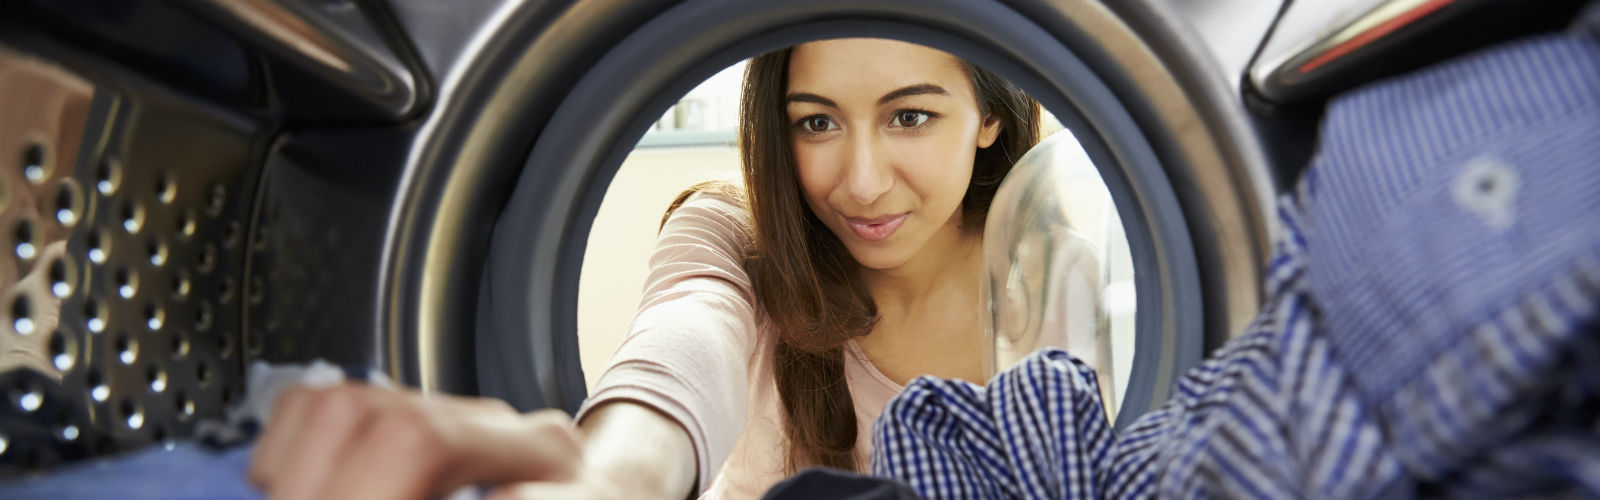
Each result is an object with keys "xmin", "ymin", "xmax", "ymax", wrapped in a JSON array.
[
  {"xmin": 249, "ymin": 385, "xmax": 697, "ymax": 499},
  {"xmin": 248, "ymin": 384, "xmax": 583, "ymax": 499},
  {"xmin": 489, "ymin": 402, "xmax": 698, "ymax": 500}
]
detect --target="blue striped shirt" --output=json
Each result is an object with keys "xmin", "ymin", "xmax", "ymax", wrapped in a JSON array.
[{"xmin": 872, "ymin": 28, "xmax": 1600, "ymax": 500}]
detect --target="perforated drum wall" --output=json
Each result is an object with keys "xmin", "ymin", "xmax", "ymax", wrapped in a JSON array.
[{"xmin": 0, "ymin": 46, "xmax": 262, "ymax": 473}]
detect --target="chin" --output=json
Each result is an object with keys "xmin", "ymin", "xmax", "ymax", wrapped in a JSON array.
[{"xmin": 844, "ymin": 244, "xmax": 911, "ymax": 271}]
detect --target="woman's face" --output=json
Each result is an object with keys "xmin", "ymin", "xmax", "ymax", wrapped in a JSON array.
[{"xmin": 786, "ymin": 38, "xmax": 1002, "ymax": 270}]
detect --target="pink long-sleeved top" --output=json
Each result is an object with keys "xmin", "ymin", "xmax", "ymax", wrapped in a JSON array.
[
  {"xmin": 574, "ymin": 189, "xmax": 1101, "ymax": 498},
  {"xmin": 574, "ymin": 191, "xmax": 903, "ymax": 499}
]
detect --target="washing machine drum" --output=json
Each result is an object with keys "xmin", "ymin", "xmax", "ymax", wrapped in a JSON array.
[{"xmin": 0, "ymin": 0, "xmax": 1276, "ymax": 469}]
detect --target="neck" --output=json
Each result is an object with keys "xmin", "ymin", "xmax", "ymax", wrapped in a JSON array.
[
  {"xmin": 853, "ymin": 210, "xmax": 990, "ymax": 385},
  {"xmin": 860, "ymin": 211, "xmax": 983, "ymax": 315}
]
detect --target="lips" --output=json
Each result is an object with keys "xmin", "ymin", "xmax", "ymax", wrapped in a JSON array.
[{"xmin": 845, "ymin": 213, "xmax": 909, "ymax": 242}]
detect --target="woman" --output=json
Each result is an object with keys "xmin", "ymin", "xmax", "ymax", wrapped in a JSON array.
[{"xmin": 249, "ymin": 38, "xmax": 1041, "ymax": 499}]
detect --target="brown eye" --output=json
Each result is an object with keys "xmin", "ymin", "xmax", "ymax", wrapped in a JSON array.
[
  {"xmin": 803, "ymin": 116, "xmax": 834, "ymax": 133},
  {"xmin": 894, "ymin": 111, "xmax": 930, "ymax": 128}
]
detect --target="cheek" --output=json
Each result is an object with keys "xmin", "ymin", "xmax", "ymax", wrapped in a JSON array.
[
  {"xmin": 791, "ymin": 143, "xmax": 842, "ymax": 212},
  {"xmin": 890, "ymin": 138, "xmax": 975, "ymax": 207}
]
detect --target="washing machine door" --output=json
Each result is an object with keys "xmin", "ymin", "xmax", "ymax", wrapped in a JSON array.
[{"xmin": 0, "ymin": 0, "xmax": 1280, "ymax": 470}]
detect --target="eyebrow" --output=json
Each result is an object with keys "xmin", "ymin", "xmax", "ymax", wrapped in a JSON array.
[
  {"xmin": 785, "ymin": 92, "xmax": 837, "ymax": 108},
  {"xmin": 784, "ymin": 83, "xmax": 950, "ymax": 108},
  {"xmin": 876, "ymin": 83, "xmax": 948, "ymax": 104}
]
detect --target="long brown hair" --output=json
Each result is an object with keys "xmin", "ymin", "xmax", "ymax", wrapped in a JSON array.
[{"xmin": 729, "ymin": 43, "xmax": 1041, "ymax": 473}]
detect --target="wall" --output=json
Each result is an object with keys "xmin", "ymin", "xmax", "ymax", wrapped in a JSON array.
[{"xmin": 576, "ymin": 145, "xmax": 741, "ymax": 390}]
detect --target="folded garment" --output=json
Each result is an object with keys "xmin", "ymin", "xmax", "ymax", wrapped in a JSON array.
[{"xmin": 873, "ymin": 25, "xmax": 1600, "ymax": 500}]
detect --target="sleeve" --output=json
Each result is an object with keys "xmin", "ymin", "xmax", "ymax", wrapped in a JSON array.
[{"xmin": 574, "ymin": 191, "xmax": 759, "ymax": 492}]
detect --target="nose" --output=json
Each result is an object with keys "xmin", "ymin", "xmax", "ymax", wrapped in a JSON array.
[{"xmin": 844, "ymin": 132, "xmax": 893, "ymax": 206}]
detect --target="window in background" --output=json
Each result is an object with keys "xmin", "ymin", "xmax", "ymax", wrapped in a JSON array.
[{"xmin": 638, "ymin": 62, "xmax": 746, "ymax": 148}]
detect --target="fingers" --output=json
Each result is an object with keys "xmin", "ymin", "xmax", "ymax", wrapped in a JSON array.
[
  {"xmin": 249, "ymin": 384, "xmax": 316, "ymax": 487},
  {"xmin": 312, "ymin": 401, "xmax": 581, "ymax": 499},
  {"xmin": 316, "ymin": 404, "xmax": 584, "ymax": 499},
  {"xmin": 250, "ymin": 384, "xmax": 590, "ymax": 499},
  {"xmin": 266, "ymin": 386, "xmax": 399, "ymax": 499},
  {"xmin": 321, "ymin": 404, "xmax": 453, "ymax": 499}
]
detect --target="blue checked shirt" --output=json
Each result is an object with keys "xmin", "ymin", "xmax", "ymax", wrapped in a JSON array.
[{"xmin": 871, "ymin": 26, "xmax": 1600, "ymax": 500}]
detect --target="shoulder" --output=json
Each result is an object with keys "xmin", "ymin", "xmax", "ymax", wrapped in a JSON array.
[
  {"xmin": 674, "ymin": 184, "xmax": 747, "ymax": 219},
  {"xmin": 661, "ymin": 186, "xmax": 753, "ymax": 248}
]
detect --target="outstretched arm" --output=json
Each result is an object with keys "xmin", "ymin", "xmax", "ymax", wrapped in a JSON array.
[{"xmin": 250, "ymin": 190, "xmax": 758, "ymax": 499}]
